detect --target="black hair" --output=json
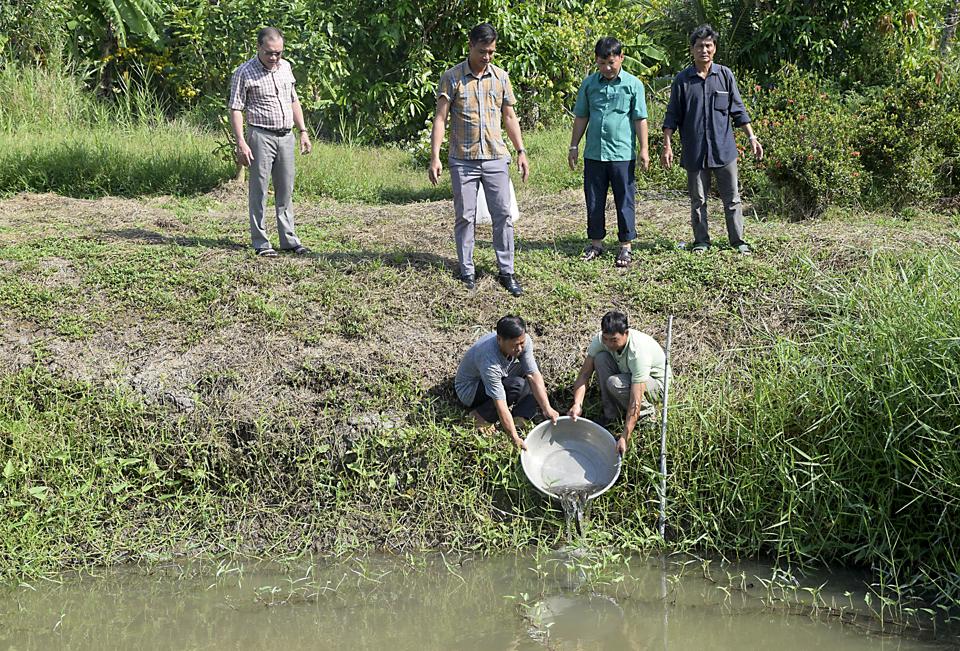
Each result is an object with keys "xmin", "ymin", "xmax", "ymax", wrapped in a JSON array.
[
  {"xmin": 600, "ymin": 311, "xmax": 629, "ymax": 335},
  {"xmin": 689, "ymin": 24, "xmax": 719, "ymax": 46},
  {"xmin": 469, "ymin": 23, "xmax": 498, "ymax": 45},
  {"xmin": 496, "ymin": 314, "xmax": 526, "ymax": 339},
  {"xmin": 594, "ymin": 37, "xmax": 623, "ymax": 59},
  {"xmin": 257, "ymin": 27, "xmax": 283, "ymax": 46}
]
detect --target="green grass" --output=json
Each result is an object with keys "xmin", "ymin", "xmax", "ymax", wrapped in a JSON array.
[
  {"xmin": 0, "ymin": 62, "xmax": 694, "ymax": 202},
  {"xmin": 2, "ymin": 60, "xmax": 960, "ymax": 621}
]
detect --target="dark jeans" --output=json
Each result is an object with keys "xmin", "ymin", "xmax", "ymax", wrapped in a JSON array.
[
  {"xmin": 469, "ymin": 376, "xmax": 537, "ymax": 424},
  {"xmin": 584, "ymin": 158, "xmax": 637, "ymax": 243}
]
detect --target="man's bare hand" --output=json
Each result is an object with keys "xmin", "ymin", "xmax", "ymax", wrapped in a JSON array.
[
  {"xmin": 660, "ymin": 147, "xmax": 673, "ymax": 169},
  {"xmin": 544, "ymin": 407, "xmax": 560, "ymax": 425},
  {"xmin": 617, "ymin": 436, "xmax": 628, "ymax": 456},
  {"xmin": 235, "ymin": 142, "xmax": 254, "ymax": 167},
  {"xmin": 299, "ymin": 132, "xmax": 312, "ymax": 155},
  {"xmin": 428, "ymin": 158, "xmax": 442, "ymax": 186},
  {"xmin": 517, "ymin": 152, "xmax": 530, "ymax": 182}
]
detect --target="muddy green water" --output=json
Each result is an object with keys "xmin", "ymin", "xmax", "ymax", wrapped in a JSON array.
[{"xmin": 0, "ymin": 552, "xmax": 952, "ymax": 650}]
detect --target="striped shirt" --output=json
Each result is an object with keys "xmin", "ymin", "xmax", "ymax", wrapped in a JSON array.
[
  {"xmin": 437, "ymin": 60, "xmax": 516, "ymax": 160},
  {"xmin": 228, "ymin": 56, "xmax": 298, "ymax": 131}
]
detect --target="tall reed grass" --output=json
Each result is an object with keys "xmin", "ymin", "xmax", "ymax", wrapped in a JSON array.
[{"xmin": 651, "ymin": 250, "xmax": 960, "ymax": 606}]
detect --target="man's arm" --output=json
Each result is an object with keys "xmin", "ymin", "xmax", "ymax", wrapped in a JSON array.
[
  {"xmin": 728, "ymin": 72, "xmax": 763, "ymax": 160},
  {"xmin": 635, "ymin": 118, "xmax": 649, "ymax": 171},
  {"xmin": 741, "ymin": 123, "xmax": 763, "ymax": 160},
  {"xmin": 494, "ymin": 399, "xmax": 526, "ymax": 450},
  {"xmin": 428, "ymin": 96, "xmax": 450, "ymax": 186},
  {"xmin": 568, "ymin": 355, "xmax": 595, "ymax": 420},
  {"xmin": 661, "ymin": 127, "xmax": 675, "ymax": 169},
  {"xmin": 661, "ymin": 78, "xmax": 682, "ymax": 169},
  {"xmin": 527, "ymin": 371, "xmax": 559, "ymax": 425},
  {"xmin": 618, "ymin": 381, "xmax": 647, "ymax": 455},
  {"xmin": 568, "ymin": 116, "xmax": 589, "ymax": 170},
  {"xmin": 292, "ymin": 99, "xmax": 312, "ymax": 155},
  {"xmin": 502, "ymin": 105, "xmax": 529, "ymax": 182},
  {"xmin": 230, "ymin": 109, "xmax": 253, "ymax": 167}
]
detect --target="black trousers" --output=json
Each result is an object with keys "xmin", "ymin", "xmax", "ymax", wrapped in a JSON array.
[{"xmin": 469, "ymin": 376, "xmax": 537, "ymax": 424}]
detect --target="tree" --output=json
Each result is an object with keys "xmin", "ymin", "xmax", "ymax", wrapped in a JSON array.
[{"xmin": 72, "ymin": 0, "xmax": 163, "ymax": 94}]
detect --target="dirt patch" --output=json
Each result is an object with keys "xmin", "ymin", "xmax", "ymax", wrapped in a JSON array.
[{"xmin": 0, "ymin": 190, "xmax": 954, "ymax": 432}]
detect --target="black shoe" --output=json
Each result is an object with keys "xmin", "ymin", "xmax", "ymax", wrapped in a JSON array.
[
  {"xmin": 460, "ymin": 273, "xmax": 476, "ymax": 290},
  {"xmin": 498, "ymin": 273, "xmax": 523, "ymax": 297}
]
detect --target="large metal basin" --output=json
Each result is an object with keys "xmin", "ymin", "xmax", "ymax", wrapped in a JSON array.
[{"xmin": 521, "ymin": 416, "xmax": 621, "ymax": 500}]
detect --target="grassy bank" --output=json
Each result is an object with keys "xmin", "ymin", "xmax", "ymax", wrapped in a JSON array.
[
  {"xmin": 1, "ymin": 183, "xmax": 959, "ymax": 618},
  {"xmin": 2, "ymin": 62, "xmax": 960, "ymax": 620}
]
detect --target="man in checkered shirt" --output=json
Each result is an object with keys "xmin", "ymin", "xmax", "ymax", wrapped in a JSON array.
[
  {"xmin": 428, "ymin": 23, "xmax": 529, "ymax": 297},
  {"xmin": 229, "ymin": 27, "xmax": 312, "ymax": 257}
]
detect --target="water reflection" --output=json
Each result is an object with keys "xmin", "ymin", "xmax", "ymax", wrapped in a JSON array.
[{"xmin": 0, "ymin": 553, "xmax": 951, "ymax": 650}]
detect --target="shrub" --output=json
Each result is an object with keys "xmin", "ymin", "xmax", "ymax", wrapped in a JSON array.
[
  {"xmin": 855, "ymin": 75, "xmax": 960, "ymax": 207},
  {"xmin": 748, "ymin": 66, "xmax": 866, "ymax": 219}
]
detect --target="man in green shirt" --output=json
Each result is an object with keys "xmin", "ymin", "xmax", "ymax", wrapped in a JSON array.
[
  {"xmin": 569, "ymin": 37, "xmax": 650, "ymax": 269},
  {"xmin": 568, "ymin": 311, "xmax": 666, "ymax": 456}
]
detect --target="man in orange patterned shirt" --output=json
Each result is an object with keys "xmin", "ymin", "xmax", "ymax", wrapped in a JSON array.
[{"xmin": 428, "ymin": 23, "xmax": 529, "ymax": 297}]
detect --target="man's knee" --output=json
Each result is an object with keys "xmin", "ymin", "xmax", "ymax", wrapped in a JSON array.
[
  {"xmin": 503, "ymin": 375, "xmax": 529, "ymax": 402},
  {"xmin": 605, "ymin": 375, "xmax": 621, "ymax": 393}
]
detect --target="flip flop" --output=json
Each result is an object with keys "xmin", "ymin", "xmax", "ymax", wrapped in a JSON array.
[
  {"xmin": 255, "ymin": 248, "xmax": 279, "ymax": 258},
  {"xmin": 615, "ymin": 247, "xmax": 631, "ymax": 267}
]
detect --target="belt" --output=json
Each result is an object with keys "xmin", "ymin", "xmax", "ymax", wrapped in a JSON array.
[{"xmin": 252, "ymin": 126, "xmax": 291, "ymax": 136}]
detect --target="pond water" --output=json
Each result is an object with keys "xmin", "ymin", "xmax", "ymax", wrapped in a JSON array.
[{"xmin": 0, "ymin": 551, "xmax": 952, "ymax": 650}]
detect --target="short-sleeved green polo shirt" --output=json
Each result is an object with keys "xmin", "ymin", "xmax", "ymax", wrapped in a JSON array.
[
  {"xmin": 587, "ymin": 328, "xmax": 665, "ymax": 385},
  {"xmin": 573, "ymin": 69, "xmax": 648, "ymax": 162}
]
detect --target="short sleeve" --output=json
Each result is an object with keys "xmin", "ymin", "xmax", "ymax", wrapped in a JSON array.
[
  {"xmin": 502, "ymin": 73, "xmax": 516, "ymax": 107},
  {"xmin": 632, "ymin": 81, "xmax": 648, "ymax": 120},
  {"xmin": 519, "ymin": 334, "xmax": 539, "ymax": 377},
  {"xmin": 481, "ymin": 365, "xmax": 507, "ymax": 401},
  {"xmin": 228, "ymin": 68, "xmax": 246, "ymax": 111},
  {"xmin": 626, "ymin": 333, "xmax": 654, "ymax": 384},
  {"xmin": 437, "ymin": 69, "xmax": 456, "ymax": 101},
  {"xmin": 573, "ymin": 78, "xmax": 590, "ymax": 118},
  {"xmin": 586, "ymin": 333, "xmax": 604, "ymax": 358}
]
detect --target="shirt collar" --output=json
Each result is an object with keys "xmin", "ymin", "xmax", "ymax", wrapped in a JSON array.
[
  {"xmin": 462, "ymin": 59, "xmax": 495, "ymax": 80},
  {"xmin": 682, "ymin": 63, "xmax": 720, "ymax": 80},
  {"xmin": 256, "ymin": 56, "xmax": 281, "ymax": 73}
]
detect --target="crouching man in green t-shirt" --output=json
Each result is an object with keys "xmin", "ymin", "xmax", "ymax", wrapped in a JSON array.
[{"xmin": 568, "ymin": 311, "xmax": 667, "ymax": 455}]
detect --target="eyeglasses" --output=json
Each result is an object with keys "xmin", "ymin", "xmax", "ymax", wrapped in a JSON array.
[{"xmin": 263, "ymin": 49, "xmax": 283, "ymax": 58}]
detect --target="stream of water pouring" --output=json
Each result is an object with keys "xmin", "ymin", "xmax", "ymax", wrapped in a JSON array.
[{"xmin": 558, "ymin": 488, "xmax": 596, "ymax": 543}]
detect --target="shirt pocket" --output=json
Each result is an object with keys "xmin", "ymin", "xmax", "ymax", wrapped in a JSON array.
[
  {"xmin": 614, "ymin": 94, "xmax": 631, "ymax": 114},
  {"xmin": 486, "ymin": 88, "xmax": 502, "ymax": 113},
  {"xmin": 713, "ymin": 90, "xmax": 730, "ymax": 113}
]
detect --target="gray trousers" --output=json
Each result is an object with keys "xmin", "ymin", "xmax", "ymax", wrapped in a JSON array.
[
  {"xmin": 686, "ymin": 159, "xmax": 745, "ymax": 247},
  {"xmin": 449, "ymin": 157, "xmax": 514, "ymax": 276},
  {"xmin": 594, "ymin": 351, "xmax": 662, "ymax": 422},
  {"xmin": 247, "ymin": 127, "xmax": 302, "ymax": 252}
]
